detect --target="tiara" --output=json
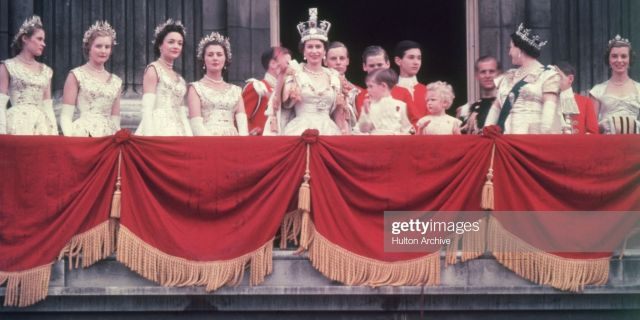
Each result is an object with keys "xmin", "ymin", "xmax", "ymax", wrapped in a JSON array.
[
  {"xmin": 12, "ymin": 15, "xmax": 43, "ymax": 43},
  {"xmin": 82, "ymin": 21, "xmax": 117, "ymax": 46},
  {"xmin": 197, "ymin": 32, "xmax": 232, "ymax": 62},
  {"xmin": 608, "ymin": 34, "xmax": 631, "ymax": 48},
  {"xmin": 152, "ymin": 19, "xmax": 186, "ymax": 44},
  {"xmin": 297, "ymin": 8, "xmax": 331, "ymax": 42},
  {"xmin": 515, "ymin": 23, "xmax": 547, "ymax": 50}
]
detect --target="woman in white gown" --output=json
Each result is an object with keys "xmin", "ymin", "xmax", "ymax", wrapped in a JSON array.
[
  {"xmin": 589, "ymin": 35, "xmax": 639, "ymax": 134},
  {"xmin": 0, "ymin": 15, "xmax": 57, "ymax": 135},
  {"xmin": 60, "ymin": 21, "xmax": 122, "ymax": 137},
  {"xmin": 187, "ymin": 32, "xmax": 248, "ymax": 136},
  {"xmin": 135, "ymin": 19, "xmax": 192, "ymax": 136},
  {"xmin": 485, "ymin": 23, "xmax": 563, "ymax": 134},
  {"xmin": 264, "ymin": 8, "xmax": 347, "ymax": 136}
]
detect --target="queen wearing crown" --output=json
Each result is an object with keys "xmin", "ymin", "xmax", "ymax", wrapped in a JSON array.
[
  {"xmin": 589, "ymin": 35, "xmax": 639, "ymax": 134},
  {"xmin": 135, "ymin": 19, "xmax": 192, "ymax": 136},
  {"xmin": 0, "ymin": 15, "xmax": 57, "ymax": 135},
  {"xmin": 187, "ymin": 32, "xmax": 248, "ymax": 136},
  {"xmin": 264, "ymin": 8, "xmax": 348, "ymax": 136},
  {"xmin": 485, "ymin": 23, "xmax": 563, "ymax": 134},
  {"xmin": 60, "ymin": 21, "xmax": 122, "ymax": 137}
]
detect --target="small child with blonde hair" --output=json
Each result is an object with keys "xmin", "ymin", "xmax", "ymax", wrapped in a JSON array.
[
  {"xmin": 357, "ymin": 68, "xmax": 413, "ymax": 135},
  {"xmin": 417, "ymin": 81, "xmax": 462, "ymax": 135}
]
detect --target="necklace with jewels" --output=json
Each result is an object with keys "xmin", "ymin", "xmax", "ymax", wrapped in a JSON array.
[
  {"xmin": 158, "ymin": 58, "xmax": 174, "ymax": 69},
  {"xmin": 204, "ymin": 74, "xmax": 224, "ymax": 84},
  {"xmin": 86, "ymin": 63, "xmax": 106, "ymax": 74},
  {"xmin": 610, "ymin": 78, "xmax": 630, "ymax": 87},
  {"xmin": 303, "ymin": 65, "xmax": 324, "ymax": 76},
  {"xmin": 16, "ymin": 55, "xmax": 37, "ymax": 66}
]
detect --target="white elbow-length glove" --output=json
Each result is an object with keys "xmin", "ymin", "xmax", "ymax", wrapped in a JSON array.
[
  {"xmin": 136, "ymin": 93, "xmax": 156, "ymax": 135},
  {"xmin": 235, "ymin": 112, "xmax": 249, "ymax": 136},
  {"xmin": 540, "ymin": 99, "xmax": 560, "ymax": 134},
  {"xmin": 59, "ymin": 104, "xmax": 76, "ymax": 136},
  {"xmin": 0, "ymin": 93, "xmax": 8, "ymax": 134},
  {"xmin": 111, "ymin": 115, "xmax": 121, "ymax": 131},
  {"xmin": 189, "ymin": 116, "xmax": 208, "ymax": 136}
]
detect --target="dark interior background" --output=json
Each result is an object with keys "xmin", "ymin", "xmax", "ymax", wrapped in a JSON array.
[{"xmin": 280, "ymin": 0, "xmax": 468, "ymax": 110}]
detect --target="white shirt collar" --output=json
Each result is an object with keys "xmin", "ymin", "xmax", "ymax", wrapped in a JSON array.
[
  {"xmin": 397, "ymin": 75, "xmax": 419, "ymax": 89},
  {"xmin": 264, "ymin": 73, "xmax": 277, "ymax": 88}
]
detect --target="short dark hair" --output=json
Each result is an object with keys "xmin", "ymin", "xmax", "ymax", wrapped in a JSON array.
[
  {"xmin": 510, "ymin": 33, "xmax": 541, "ymax": 59},
  {"xmin": 153, "ymin": 24, "xmax": 185, "ymax": 58},
  {"xmin": 365, "ymin": 68, "xmax": 398, "ymax": 88},
  {"xmin": 393, "ymin": 40, "xmax": 421, "ymax": 59},
  {"xmin": 327, "ymin": 41, "xmax": 349, "ymax": 58},
  {"xmin": 260, "ymin": 46, "xmax": 291, "ymax": 70},
  {"xmin": 362, "ymin": 45, "xmax": 389, "ymax": 64},
  {"xmin": 474, "ymin": 55, "xmax": 500, "ymax": 72},
  {"xmin": 555, "ymin": 61, "xmax": 576, "ymax": 76}
]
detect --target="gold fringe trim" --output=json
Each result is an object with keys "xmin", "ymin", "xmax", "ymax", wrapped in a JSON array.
[
  {"xmin": 461, "ymin": 216, "xmax": 487, "ymax": 262},
  {"xmin": 58, "ymin": 219, "xmax": 118, "ymax": 270},
  {"xmin": 481, "ymin": 143, "xmax": 496, "ymax": 210},
  {"xmin": 1, "ymin": 220, "xmax": 116, "ymax": 307},
  {"xmin": 445, "ymin": 217, "xmax": 488, "ymax": 265},
  {"xmin": 445, "ymin": 233, "xmax": 460, "ymax": 266},
  {"xmin": 116, "ymin": 226, "xmax": 273, "ymax": 290},
  {"xmin": 279, "ymin": 209, "xmax": 302, "ymax": 249},
  {"xmin": 110, "ymin": 150, "xmax": 123, "ymax": 219},
  {"xmin": 488, "ymin": 216, "xmax": 609, "ymax": 292},
  {"xmin": 0, "ymin": 264, "xmax": 51, "ymax": 307},
  {"xmin": 306, "ymin": 223, "xmax": 440, "ymax": 287}
]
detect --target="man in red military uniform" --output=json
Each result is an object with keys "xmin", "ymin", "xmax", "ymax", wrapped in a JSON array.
[
  {"xmin": 242, "ymin": 47, "xmax": 291, "ymax": 135},
  {"xmin": 355, "ymin": 46, "xmax": 415, "ymax": 129},
  {"xmin": 556, "ymin": 61, "xmax": 599, "ymax": 134},
  {"xmin": 394, "ymin": 40, "xmax": 428, "ymax": 124}
]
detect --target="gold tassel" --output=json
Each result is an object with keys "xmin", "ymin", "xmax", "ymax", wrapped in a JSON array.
[
  {"xmin": 297, "ymin": 143, "xmax": 313, "ymax": 249},
  {"xmin": 298, "ymin": 144, "xmax": 311, "ymax": 213},
  {"xmin": 481, "ymin": 144, "xmax": 496, "ymax": 210},
  {"xmin": 110, "ymin": 150, "xmax": 123, "ymax": 219}
]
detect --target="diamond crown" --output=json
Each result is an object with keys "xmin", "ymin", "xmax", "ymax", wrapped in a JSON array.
[
  {"xmin": 13, "ymin": 15, "xmax": 43, "ymax": 43},
  {"xmin": 153, "ymin": 19, "xmax": 186, "ymax": 44},
  {"xmin": 515, "ymin": 23, "xmax": 547, "ymax": 50},
  {"xmin": 608, "ymin": 34, "xmax": 631, "ymax": 49},
  {"xmin": 83, "ymin": 21, "xmax": 117, "ymax": 46},
  {"xmin": 296, "ymin": 8, "xmax": 331, "ymax": 43},
  {"xmin": 197, "ymin": 32, "xmax": 232, "ymax": 62}
]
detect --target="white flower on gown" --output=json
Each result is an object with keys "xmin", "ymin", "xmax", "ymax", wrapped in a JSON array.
[
  {"xmin": 3, "ymin": 58, "xmax": 57, "ymax": 135},
  {"xmin": 191, "ymin": 81, "xmax": 243, "ymax": 136},
  {"xmin": 68, "ymin": 67, "xmax": 122, "ymax": 137},
  {"xmin": 135, "ymin": 62, "xmax": 192, "ymax": 136}
]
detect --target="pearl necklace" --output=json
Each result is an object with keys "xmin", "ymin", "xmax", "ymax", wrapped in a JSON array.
[
  {"xmin": 303, "ymin": 65, "xmax": 324, "ymax": 76},
  {"xmin": 158, "ymin": 58, "xmax": 174, "ymax": 69},
  {"xmin": 16, "ymin": 55, "xmax": 37, "ymax": 66},
  {"xmin": 610, "ymin": 78, "xmax": 629, "ymax": 87},
  {"xmin": 204, "ymin": 74, "xmax": 224, "ymax": 84},
  {"xmin": 86, "ymin": 63, "xmax": 107, "ymax": 74}
]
